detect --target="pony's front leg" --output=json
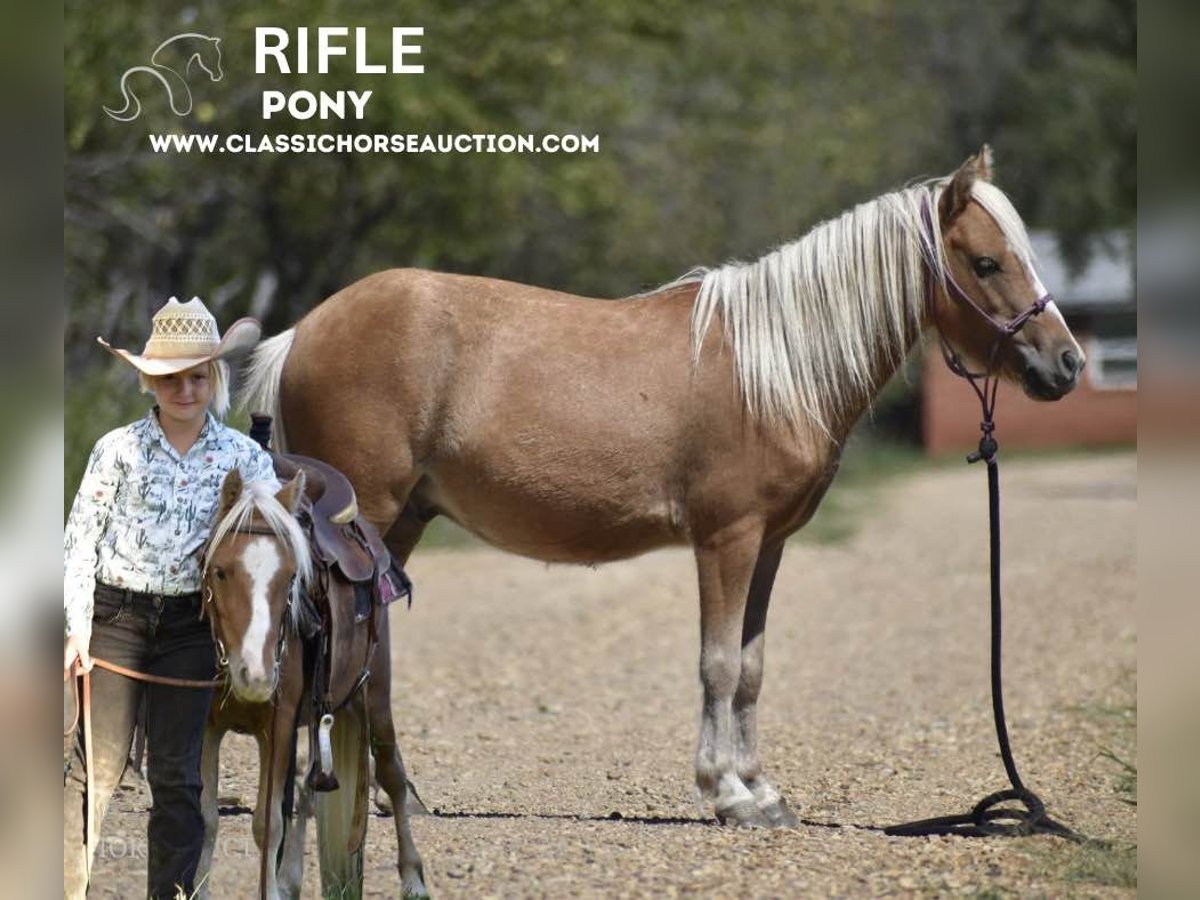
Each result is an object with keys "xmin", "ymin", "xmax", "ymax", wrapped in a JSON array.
[
  {"xmin": 195, "ymin": 724, "xmax": 223, "ymax": 900},
  {"xmin": 694, "ymin": 523, "xmax": 769, "ymax": 827},
  {"xmin": 734, "ymin": 542, "xmax": 799, "ymax": 827},
  {"xmin": 252, "ymin": 724, "xmax": 290, "ymax": 900}
]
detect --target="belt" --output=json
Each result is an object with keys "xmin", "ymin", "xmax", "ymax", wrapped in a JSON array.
[{"xmin": 96, "ymin": 583, "xmax": 201, "ymax": 606}]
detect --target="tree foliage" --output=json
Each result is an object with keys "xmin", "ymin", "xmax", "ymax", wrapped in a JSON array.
[{"xmin": 65, "ymin": 0, "xmax": 1135, "ymax": 489}]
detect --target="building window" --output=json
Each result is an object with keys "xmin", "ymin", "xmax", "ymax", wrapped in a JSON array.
[{"xmin": 1089, "ymin": 336, "xmax": 1137, "ymax": 389}]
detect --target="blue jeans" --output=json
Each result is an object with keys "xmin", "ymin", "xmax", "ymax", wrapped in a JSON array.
[{"xmin": 64, "ymin": 585, "xmax": 216, "ymax": 899}]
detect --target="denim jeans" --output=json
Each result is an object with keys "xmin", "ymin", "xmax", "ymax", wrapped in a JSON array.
[{"xmin": 64, "ymin": 585, "xmax": 216, "ymax": 899}]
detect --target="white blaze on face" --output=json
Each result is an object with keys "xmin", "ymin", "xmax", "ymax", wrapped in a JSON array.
[
  {"xmin": 1024, "ymin": 262, "xmax": 1082, "ymax": 353},
  {"xmin": 240, "ymin": 538, "xmax": 283, "ymax": 682},
  {"xmin": 1028, "ymin": 267, "xmax": 1049, "ymax": 303}
]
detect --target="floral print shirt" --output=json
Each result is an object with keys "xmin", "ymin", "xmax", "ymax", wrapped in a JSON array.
[{"xmin": 63, "ymin": 408, "xmax": 276, "ymax": 639}]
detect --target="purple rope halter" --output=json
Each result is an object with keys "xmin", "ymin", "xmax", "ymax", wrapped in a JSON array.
[{"xmin": 918, "ymin": 197, "xmax": 1051, "ymax": 462}]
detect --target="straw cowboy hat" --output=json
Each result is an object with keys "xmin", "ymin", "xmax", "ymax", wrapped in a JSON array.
[{"xmin": 98, "ymin": 296, "xmax": 261, "ymax": 376}]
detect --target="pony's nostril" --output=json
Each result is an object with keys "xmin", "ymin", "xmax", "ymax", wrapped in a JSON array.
[{"xmin": 1060, "ymin": 349, "xmax": 1081, "ymax": 377}]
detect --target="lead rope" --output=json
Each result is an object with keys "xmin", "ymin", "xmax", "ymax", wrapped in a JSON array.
[
  {"xmin": 883, "ymin": 438, "xmax": 1080, "ymax": 838},
  {"xmin": 883, "ymin": 263, "xmax": 1082, "ymax": 841},
  {"xmin": 261, "ymin": 694, "xmax": 281, "ymax": 900}
]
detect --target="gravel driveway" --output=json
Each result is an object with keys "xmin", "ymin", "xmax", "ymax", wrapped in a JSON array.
[{"xmin": 87, "ymin": 451, "xmax": 1136, "ymax": 898}]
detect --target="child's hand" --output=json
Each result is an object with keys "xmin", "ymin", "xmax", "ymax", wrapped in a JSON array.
[{"xmin": 63, "ymin": 635, "xmax": 93, "ymax": 680}]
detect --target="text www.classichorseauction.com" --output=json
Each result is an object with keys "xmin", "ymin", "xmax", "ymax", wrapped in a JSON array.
[{"xmin": 147, "ymin": 132, "xmax": 600, "ymax": 155}]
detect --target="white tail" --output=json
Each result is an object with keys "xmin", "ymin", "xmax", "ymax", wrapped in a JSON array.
[
  {"xmin": 238, "ymin": 328, "xmax": 296, "ymax": 452},
  {"xmin": 315, "ymin": 706, "xmax": 369, "ymax": 897}
]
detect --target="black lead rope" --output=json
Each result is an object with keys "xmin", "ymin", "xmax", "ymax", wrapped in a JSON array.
[{"xmin": 885, "ymin": 442, "xmax": 1081, "ymax": 839}]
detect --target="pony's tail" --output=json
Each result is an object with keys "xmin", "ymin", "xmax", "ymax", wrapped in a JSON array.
[{"xmin": 238, "ymin": 328, "xmax": 295, "ymax": 452}]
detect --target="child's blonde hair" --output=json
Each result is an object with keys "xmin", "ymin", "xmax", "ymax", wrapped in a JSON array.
[{"xmin": 138, "ymin": 359, "xmax": 231, "ymax": 418}]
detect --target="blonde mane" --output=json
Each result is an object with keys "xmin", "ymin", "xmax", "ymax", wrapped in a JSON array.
[
  {"xmin": 662, "ymin": 178, "xmax": 1037, "ymax": 435},
  {"xmin": 204, "ymin": 481, "xmax": 313, "ymax": 630}
]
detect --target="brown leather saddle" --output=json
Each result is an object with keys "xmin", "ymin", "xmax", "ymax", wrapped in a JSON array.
[{"xmin": 271, "ymin": 453, "xmax": 384, "ymax": 585}]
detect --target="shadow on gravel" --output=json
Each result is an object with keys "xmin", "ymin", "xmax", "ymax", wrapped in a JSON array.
[
  {"xmin": 430, "ymin": 809, "xmax": 709, "ymax": 826},
  {"xmin": 426, "ymin": 809, "xmax": 894, "ymax": 833}
]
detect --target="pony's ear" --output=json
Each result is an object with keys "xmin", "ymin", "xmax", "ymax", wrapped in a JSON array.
[
  {"xmin": 219, "ymin": 468, "xmax": 243, "ymax": 519},
  {"xmin": 976, "ymin": 143, "xmax": 994, "ymax": 183},
  {"xmin": 938, "ymin": 152, "xmax": 980, "ymax": 227},
  {"xmin": 275, "ymin": 471, "xmax": 306, "ymax": 514}
]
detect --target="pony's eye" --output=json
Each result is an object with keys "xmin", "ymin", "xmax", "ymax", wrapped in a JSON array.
[
  {"xmin": 213, "ymin": 567, "xmax": 227, "ymax": 582},
  {"xmin": 972, "ymin": 256, "xmax": 1000, "ymax": 278}
]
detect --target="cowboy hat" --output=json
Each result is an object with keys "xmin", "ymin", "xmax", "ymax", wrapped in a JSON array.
[{"xmin": 98, "ymin": 296, "xmax": 261, "ymax": 376}]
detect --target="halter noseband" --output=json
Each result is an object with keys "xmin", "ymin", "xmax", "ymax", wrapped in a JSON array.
[{"xmin": 932, "ymin": 253, "xmax": 1051, "ymax": 341}]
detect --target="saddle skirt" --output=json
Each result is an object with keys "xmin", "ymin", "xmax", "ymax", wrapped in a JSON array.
[{"xmin": 270, "ymin": 453, "xmax": 411, "ymax": 627}]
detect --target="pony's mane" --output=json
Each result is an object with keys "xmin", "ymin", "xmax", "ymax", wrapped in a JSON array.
[
  {"xmin": 204, "ymin": 480, "xmax": 313, "ymax": 633},
  {"xmin": 655, "ymin": 178, "xmax": 1036, "ymax": 435}
]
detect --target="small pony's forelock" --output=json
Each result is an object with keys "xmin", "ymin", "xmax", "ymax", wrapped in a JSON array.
[
  {"xmin": 968, "ymin": 180, "xmax": 1038, "ymax": 272},
  {"xmin": 205, "ymin": 480, "xmax": 313, "ymax": 633}
]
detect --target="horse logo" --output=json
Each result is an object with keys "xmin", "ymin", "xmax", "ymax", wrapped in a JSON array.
[{"xmin": 103, "ymin": 33, "xmax": 223, "ymax": 122}]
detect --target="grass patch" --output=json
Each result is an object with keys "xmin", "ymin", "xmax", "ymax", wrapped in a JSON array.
[
  {"xmin": 793, "ymin": 436, "xmax": 1134, "ymax": 547},
  {"xmin": 419, "ymin": 516, "xmax": 482, "ymax": 550},
  {"xmin": 1066, "ymin": 839, "xmax": 1137, "ymax": 890},
  {"xmin": 792, "ymin": 435, "xmax": 926, "ymax": 545},
  {"xmin": 1039, "ymin": 687, "xmax": 1137, "ymax": 891}
]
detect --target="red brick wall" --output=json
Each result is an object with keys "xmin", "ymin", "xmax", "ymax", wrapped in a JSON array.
[{"xmin": 922, "ymin": 352, "xmax": 1137, "ymax": 456}]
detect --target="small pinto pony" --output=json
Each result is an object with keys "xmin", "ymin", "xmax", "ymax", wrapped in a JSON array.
[
  {"xmin": 240, "ymin": 147, "xmax": 1085, "ymax": 827},
  {"xmin": 197, "ymin": 469, "xmax": 427, "ymax": 899}
]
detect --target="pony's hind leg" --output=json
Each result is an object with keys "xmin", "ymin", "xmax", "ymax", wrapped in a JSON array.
[
  {"xmin": 370, "ymin": 500, "xmax": 430, "ymax": 821},
  {"xmin": 368, "ymin": 621, "xmax": 429, "ymax": 898},
  {"xmin": 734, "ymin": 542, "xmax": 798, "ymax": 827},
  {"xmin": 371, "ymin": 733, "xmax": 429, "ymax": 898},
  {"xmin": 694, "ymin": 523, "xmax": 770, "ymax": 827}
]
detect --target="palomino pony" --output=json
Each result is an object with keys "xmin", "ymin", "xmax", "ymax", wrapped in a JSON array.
[
  {"xmin": 197, "ymin": 469, "xmax": 427, "ymax": 899},
  {"xmin": 241, "ymin": 148, "xmax": 1085, "ymax": 827}
]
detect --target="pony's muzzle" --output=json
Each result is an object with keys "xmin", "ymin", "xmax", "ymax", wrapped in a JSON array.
[
  {"xmin": 1017, "ymin": 341, "xmax": 1085, "ymax": 400},
  {"xmin": 230, "ymin": 661, "xmax": 275, "ymax": 703}
]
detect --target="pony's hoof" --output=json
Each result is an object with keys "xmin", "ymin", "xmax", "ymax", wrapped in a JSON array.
[
  {"xmin": 401, "ymin": 861, "xmax": 429, "ymax": 898},
  {"xmin": 760, "ymin": 798, "xmax": 799, "ymax": 828},
  {"xmin": 715, "ymin": 799, "xmax": 769, "ymax": 828}
]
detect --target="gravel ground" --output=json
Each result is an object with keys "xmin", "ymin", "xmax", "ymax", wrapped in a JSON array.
[{"xmin": 86, "ymin": 451, "xmax": 1136, "ymax": 898}]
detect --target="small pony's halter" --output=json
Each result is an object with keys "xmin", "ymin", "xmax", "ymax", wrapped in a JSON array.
[{"xmin": 883, "ymin": 196, "xmax": 1080, "ymax": 841}]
